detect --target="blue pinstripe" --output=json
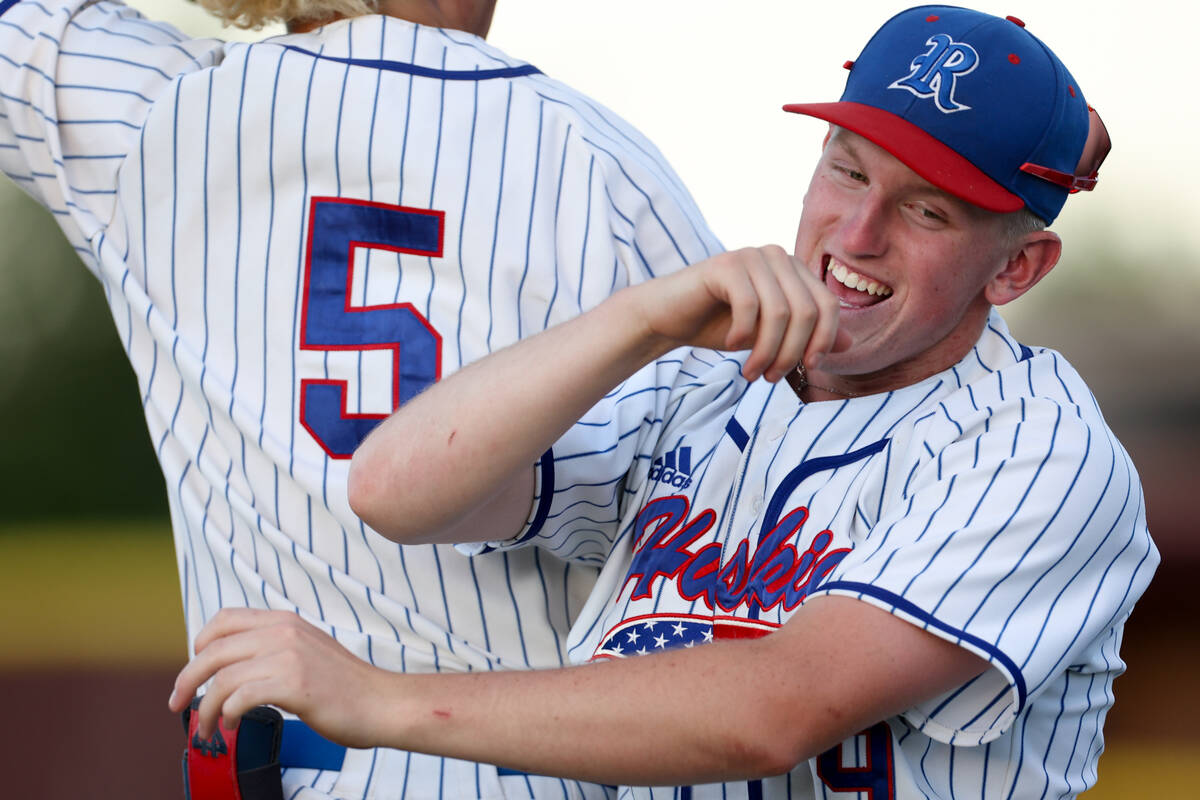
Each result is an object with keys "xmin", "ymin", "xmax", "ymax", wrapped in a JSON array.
[
  {"xmin": 581, "ymin": 136, "xmax": 690, "ymax": 265},
  {"xmin": 286, "ymin": 43, "xmax": 318, "ymax": 485},
  {"xmin": 533, "ymin": 90, "xmax": 713, "ymax": 260},
  {"xmin": 1049, "ymin": 352, "xmax": 1077, "ymax": 405},
  {"xmin": 552, "ymin": 89, "xmax": 691, "ymax": 206},
  {"xmin": 4, "ymin": 55, "xmax": 52, "ymax": 87},
  {"xmin": 936, "ymin": 442, "xmax": 1072, "ymax": 614},
  {"xmin": 3, "ymin": 4, "xmax": 715, "ymax": 796},
  {"xmin": 500, "ymin": 548, "xmax": 531, "ymax": 665},
  {"xmin": 971, "ymin": 438, "xmax": 1105, "ymax": 631},
  {"xmin": 417, "ymin": 47, "xmax": 443, "ymax": 313},
  {"xmin": 904, "ymin": 464, "xmax": 1005, "ymax": 593},
  {"xmin": 484, "ymin": 81, "xmax": 513, "ymax": 351},
  {"xmin": 262, "ymin": 51, "xmax": 283, "ymax": 460},
  {"xmin": 219, "ymin": 496, "xmax": 252, "ymax": 609},
  {"xmin": 454, "ymin": 73, "xmax": 478, "ymax": 360},
  {"xmin": 515, "ymin": 99, "xmax": 545, "ymax": 338},
  {"xmin": 476, "ymin": 319, "xmax": 1156, "ymax": 798},
  {"xmin": 60, "ymin": 48, "xmax": 175, "ymax": 78},
  {"xmin": 434, "ymin": 25, "xmax": 508, "ymax": 66},
  {"xmin": 69, "ymin": 24, "xmax": 201, "ymax": 69},
  {"xmin": 1021, "ymin": 503, "xmax": 1148, "ymax": 698}
]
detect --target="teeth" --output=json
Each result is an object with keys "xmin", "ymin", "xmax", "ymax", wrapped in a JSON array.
[{"xmin": 829, "ymin": 259, "xmax": 892, "ymax": 297}]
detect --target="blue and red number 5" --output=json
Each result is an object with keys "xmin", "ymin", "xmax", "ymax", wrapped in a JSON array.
[{"xmin": 299, "ymin": 197, "xmax": 444, "ymax": 459}]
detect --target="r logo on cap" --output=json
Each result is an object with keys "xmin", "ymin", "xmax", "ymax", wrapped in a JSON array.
[{"xmin": 889, "ymin": 34, "xmax": 979, "ymax": 113}]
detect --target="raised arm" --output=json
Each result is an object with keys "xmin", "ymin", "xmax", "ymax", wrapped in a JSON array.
[{"xmin": 347, "ymin": 245, "xmax": 842, "ymax": 545}]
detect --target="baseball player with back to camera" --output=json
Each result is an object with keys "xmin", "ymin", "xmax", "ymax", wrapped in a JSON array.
[
  {"xmin": 173, "ymin": 6, "xmax": 1160, "ymax": 800},
  {"xmin": 0, "ymin": 0, "xmax": 721, "ymax": 796}
]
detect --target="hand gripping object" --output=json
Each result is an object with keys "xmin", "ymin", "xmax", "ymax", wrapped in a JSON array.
[{"xmin": 182, "ymin": 698, "xmax": 285, "ymax": 800}]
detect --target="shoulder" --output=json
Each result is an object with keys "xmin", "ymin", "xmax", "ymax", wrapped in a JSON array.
[
  {"xmin": 889, "ymin": 316, "xmax": 1138, "ymax": 482},
  {"xmin": 921, "ymin": 315, "xmax": 1106, "ymax": 428},
  {"xmin": 491, "ymin": 54, "xmax": 703, "ymax": 209}
]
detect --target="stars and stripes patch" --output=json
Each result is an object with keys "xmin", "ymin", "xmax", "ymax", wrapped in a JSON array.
[{"xmin": 592, "ymin": 614, "xmax": 779, "ymax": 659}]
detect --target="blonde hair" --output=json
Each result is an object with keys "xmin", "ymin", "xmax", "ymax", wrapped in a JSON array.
[
  {"xmin": 1001, "ymin": 207, "xmax": 1047, "ymax": 248},
  {"xmin": 199, "ymin": 0, "xmax": 376, "ymax": 29}
]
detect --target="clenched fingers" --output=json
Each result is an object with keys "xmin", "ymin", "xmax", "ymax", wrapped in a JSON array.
[
  {"xmin": 719, "ymin": 246, "xmax": 838, "ymax": 382},
  {"xmin": 169, "ymin": 609, "xmax": 319, "ymax": 736}
]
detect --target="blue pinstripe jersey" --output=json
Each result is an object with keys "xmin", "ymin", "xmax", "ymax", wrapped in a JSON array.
[
  {"xmin": 0, "ymin": 1, "xmax": 721, "ymax": 796},
  {"xmin": 481, "ymin": 311, "xmax": 1158, "ymax": 800}
]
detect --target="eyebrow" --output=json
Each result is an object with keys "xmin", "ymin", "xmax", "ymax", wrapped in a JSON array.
[
  {"xmin": 828, "ymin": 131, "xmax": 864, "ymax": 163},
  {"xmin": 830, "ymin": 132, "xmax": 974, "ymax": 211}
]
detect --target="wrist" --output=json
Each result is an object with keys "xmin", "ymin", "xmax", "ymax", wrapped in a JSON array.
[
  {"xmin": 367, "ymin": 672, "xmax": 481, "ymax": 758},
  {"xmin": 603, "ymin": 284, "xmax": 680, "ymax": 366},
  {"xmin": 351, "ymin": 668, "xmax": 419, "ymax": 751}
]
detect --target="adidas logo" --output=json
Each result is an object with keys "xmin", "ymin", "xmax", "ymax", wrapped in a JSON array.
[{"xmin": 649, "ymin": 446, "xmax": 694, "ymax": 489}]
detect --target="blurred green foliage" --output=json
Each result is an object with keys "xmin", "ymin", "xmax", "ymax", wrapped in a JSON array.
[{"xmin": 0, "ymin": 183, "xmax": 167, "ymax": 523}]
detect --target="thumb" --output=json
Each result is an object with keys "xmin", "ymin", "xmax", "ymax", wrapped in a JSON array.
[{"xmin": 830, "ymin": 327, "xmax": 853, "ymax": 354}]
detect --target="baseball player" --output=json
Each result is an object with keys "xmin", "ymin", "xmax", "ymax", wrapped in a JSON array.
[
  {"xmin": 0, "ymin": 0, "xmax": 720, "ymax": 796},
  {"xmin": 173, "ymin": 6, "xmax": 1159, "ymax": 799}
]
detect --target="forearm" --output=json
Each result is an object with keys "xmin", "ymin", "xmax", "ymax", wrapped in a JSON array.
[
  {"xmin": 348, "ymin": 286, "xmax": 670, "ymax": 543},
  {"xmin": 366, "ymin": 596, "xmax": 990, "ymax": 784},
  {"xmin": 368, "ymin": 596, "xmax": 988, "ymax": 785},
  {"xmin": 372, "ymin": 637, "xmax": 805, "ymax": 785},
  {"xmin": 177, "ymin": 610, "xmax": 808, "ymax": 784},
  {"xmin": 173, "ymin": 600, "xmax": 989, "ymax": 786}
]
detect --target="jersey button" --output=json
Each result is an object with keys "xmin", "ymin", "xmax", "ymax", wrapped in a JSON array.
[
  {"xmin": 766, "ymin": 423, "xmax": 786, "ymax": 441},
  {"xmin": 751, "ymin": 495, "xmax": 764, "ymax": 514}
]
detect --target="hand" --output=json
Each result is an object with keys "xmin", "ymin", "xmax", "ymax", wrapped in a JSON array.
[
  {"xmin": 168, "ymin": 608, "xmax": 391, "ymax": 749},
  {"xmin": 632, "ymin": 246, "xmax": 842, "ymax": 383}
]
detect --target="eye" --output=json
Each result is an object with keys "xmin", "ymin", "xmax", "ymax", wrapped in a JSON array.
[
  {"xmin": 832, "ymin": 163, "xmax": 868, "ymax": 184},
  {"xmin": 904, "ymin": 201, "xmax": 949, "ymax": 226}
]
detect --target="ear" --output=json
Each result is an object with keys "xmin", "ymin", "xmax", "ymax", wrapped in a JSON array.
[{"xmin": 984, "ymin": 230, "xmax": 1062, "ymax": 306}]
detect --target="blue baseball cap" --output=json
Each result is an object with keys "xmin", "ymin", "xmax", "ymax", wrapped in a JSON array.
[{"xmin": 784, "ymin": 5, "xmax": 1110, "ymax": 223}]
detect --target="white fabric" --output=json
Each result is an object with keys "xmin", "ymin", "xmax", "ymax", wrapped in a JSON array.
[
  {"xmin": 500, "ymin": 312, "xmax": 1158, "ymax": 799},
  {"xmin": 0, "ymin": 1, "xmax": 721, "ymax": 796}
]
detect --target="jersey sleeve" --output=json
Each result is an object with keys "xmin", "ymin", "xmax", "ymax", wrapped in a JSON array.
[
  {"xmin": 587, "ymin": 116, "xmax": 723, "ymax": 288},
  {"xmin": 810, "ymin": 379, "xmax": 1159, "ymax": 746},
  {"xmin": 0, "ymin": 0, "xmax": 224, "ymax": 257},
  {"xmin": 519, "ymin": 74, "xmax": 724, "ymax": 323},
  {"xmin": 462, "ymin": 347, "xmax": 743, "ymax": 566}
]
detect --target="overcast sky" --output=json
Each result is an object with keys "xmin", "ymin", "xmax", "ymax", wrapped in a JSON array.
[{"xmin": 134, "ymin": 0, "xmax": 1199, "ymax": 274}]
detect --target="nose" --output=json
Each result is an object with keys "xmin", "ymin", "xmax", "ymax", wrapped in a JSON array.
[{"xmin": 835, "ymin": 190, "xmax": 890, "ymax": 258}]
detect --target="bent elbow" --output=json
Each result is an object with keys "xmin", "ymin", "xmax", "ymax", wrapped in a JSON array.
[
  {"xmin": 724, "ymin": 735, "xmax": 805, "ymax": 781},
  {"xmin": 705, "ymin": 707, "xmax": 809, "ymax": 780},
  {"xmin": 347, "ymin": 449, "xmax": 399, "ymax": 540},
  {"xmin": 719, "ymin": 688, "xmax": 836, "ymax": 779}
]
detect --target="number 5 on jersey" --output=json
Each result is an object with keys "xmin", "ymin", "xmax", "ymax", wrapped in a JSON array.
[{"xmin": 300, "ymin": 197, "xmax": 444, "ymax": 458}]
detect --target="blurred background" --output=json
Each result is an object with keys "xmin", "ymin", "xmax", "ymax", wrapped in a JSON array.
[{"xmin": 1, "ymin": 0, "xmax": 1195, "ymax": 796}]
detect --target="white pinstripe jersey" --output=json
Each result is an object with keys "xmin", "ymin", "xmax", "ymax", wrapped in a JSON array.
[
  {"xmin": 0, "ymin": 1, "xmax": 721, "ymax": 796},
  {"xmin": 484, "ymin": 311, "xmax": 1158, "ymax": 800}
]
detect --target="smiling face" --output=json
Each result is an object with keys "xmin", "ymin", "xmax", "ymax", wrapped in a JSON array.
[{"xmin": 793, "ymin": 128, "xmax": 1027, "ymax": 394}]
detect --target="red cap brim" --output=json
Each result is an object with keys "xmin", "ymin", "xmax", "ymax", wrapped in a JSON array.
[{"xmin": 783, "ymin": 101, "xmax": 1025, "ymax": 213}]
